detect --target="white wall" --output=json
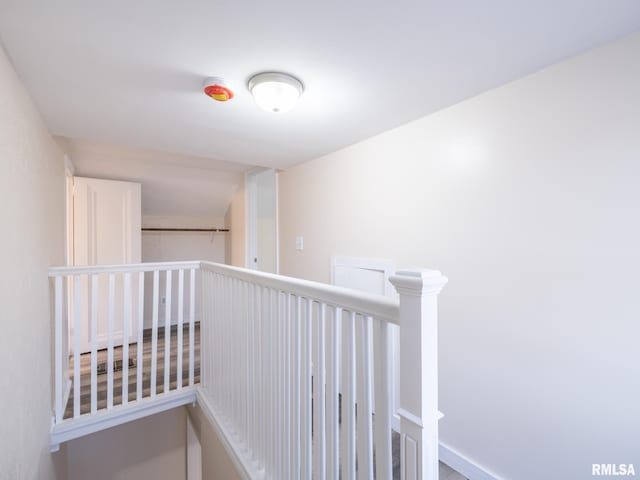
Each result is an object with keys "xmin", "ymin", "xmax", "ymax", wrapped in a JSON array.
[
  {"xmin": 278, "ymin": 33, "xmax": 640, "ymax": 480},
  {"xmin": 186, "ymin": 406, "xmax": 242, "ymax": 480},
  {"xmin": 0, "ymin": 44, "xmax": 67, "ymax": 478},
  {"xmin": 67, "ymin": 408, "xmax": 187, "ymax": 480},
  {"xmin": 225, "ymin": 183, "xmax": 246, "ymax": 267},
  {"xmin": 142, "ymin": 215, "xmax": 226, "ymax": 329}
]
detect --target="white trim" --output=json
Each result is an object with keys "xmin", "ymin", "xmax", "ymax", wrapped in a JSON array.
[
  {"xmin": 439, "ymin": 442, "xmax": 503, "ymax": 480},
  {"xmin": 245, "ymin": 168, "xmax": 278, "ymax": 273},
  {"xmin": 196, "ymin": 388, "xmax": 264, "ymax": 480},
  {"xmin": 49, "ymin": 260, "xmax": 201, "ymax": 276},
  {"xmin": 244, "ymin": 171, "xmax": 257, "ymax": 269},
  {"xmin": 201, "ymin": 261, "xmax": 399, "ymax": 323},
  {"xmin": 50, "ymin": 387, "xmax": 196, "ymax": 447},
  {"xmin": 274, "ymin": 170, "xmax": 279, "ymax": 274}
]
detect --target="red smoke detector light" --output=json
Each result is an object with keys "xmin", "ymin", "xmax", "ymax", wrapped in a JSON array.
[{"xmin": 203, "ymin": 77, "xmax": 234, "ymax": 102}]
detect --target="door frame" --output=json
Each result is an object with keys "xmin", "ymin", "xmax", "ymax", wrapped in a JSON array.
[{"xmin": 245, "ymin": 168, "xmax": 279, "ymax": 273}]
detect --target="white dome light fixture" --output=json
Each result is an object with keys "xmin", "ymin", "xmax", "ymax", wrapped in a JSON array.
[{"xmin": 248, "ymin": 72, "xmax": 304, "ymax": 113}]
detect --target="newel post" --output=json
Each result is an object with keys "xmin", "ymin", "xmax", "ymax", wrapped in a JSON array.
[{"xmin": 389, "ymin": 269, "xmax": 448, "ymax": 480}]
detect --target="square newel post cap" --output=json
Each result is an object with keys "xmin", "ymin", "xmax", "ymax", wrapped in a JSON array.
[{"xmin": 389, "ymin": 268, "xmax": 448, "ymax": 296}]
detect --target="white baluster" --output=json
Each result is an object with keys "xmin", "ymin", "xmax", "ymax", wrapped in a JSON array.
[
  {"xmin": 314, "ymin": 301, "xmax": 326, "ymax": 480},
  {"xmin": 107, "ymin": 273, "xmax": 115, "ymax": 410},
  {"xmin": 136, "ymin": 271, "xmax": 144, "ymax": 401},
  {"xmin": 256, "ymin": 285, "xmax": 264, "ymax": 467},
  {"xmin": 201, "ymin": 272, "xmax": 208, "ymax": 389},
  {"xmin": 374, "ymin": 318, "xmax": 393, "ymax": 480},
  {"xmin": 164, "ymin": 270, "xmax": 172, "ymax": 393},
  {"xmin": 247, "ymin": 282, "xmax": 255, "ymax": 459},
  {"xmin": 241, "ymin": 281, "xmax": 248, "ymax": 444},
  {"xmin": 151, "ymin": 270, "xmax": 159, "ymax": 397},
  {"xmin": 54, "ymin": 276, "xmax": 63, "ymax": 423},
  {"xmin": 292, "ymin": 295, "xmax": 302, "ymax": 479},
  {"xmin": 177, "ymin": 269, "xmax": 184, "ymax": 390},
  {"xmin": 302, "ymin": 297, "xmax": 313, "ymax": 480},
  {"xmin": 342, "ymin": 311, "xmax": 357, "ymax": 480},
  {"xmin": 189, "ymin": 268, "xmax": 196, "ymax": 387},
  {"xmin": 267, "ymin": 288, "xmax": 274, "ymax": 475},
  {"xmin": 73, "ymin": 275, "xmax": 82, "ymax": 418},
  {"xmin": 122, "ymin": 272, "xmax": 131, "ymax": 406},
  {"xmin": 90, "ymin": 274, "xmax": 98, "ymax": 414},
  {"xmin": 283, "ymin": 292, "xmax": 292, "ymax": 480},
  {"xmin": 224, "ymin": 277, "xmax": 230, "ymax": 418},
  {"xmin": 357, "ymin": 314, "xmax": 374, "ymax": 479},
  {"xmin": 327, "ymin": 306, "xmax": 341, "ymax": 479},
  {"xmin": 275, "ymin": 290, "xmax": 282, "ymax": 480}
]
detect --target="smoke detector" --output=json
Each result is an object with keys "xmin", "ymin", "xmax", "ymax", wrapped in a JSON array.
[{"xmin": 203, "ymin": 77, "xmax": 234, "ymax": 102}]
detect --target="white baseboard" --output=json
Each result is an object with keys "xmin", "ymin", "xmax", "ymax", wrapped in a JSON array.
[{"xmin": 440, "ymin": 442, "xmax": 503, "ymax": 480}]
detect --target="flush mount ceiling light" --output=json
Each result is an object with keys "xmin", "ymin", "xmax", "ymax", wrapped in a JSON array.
[{"xmin": 248, "ymin": 72, "xmax": 304, "ymax": 113}]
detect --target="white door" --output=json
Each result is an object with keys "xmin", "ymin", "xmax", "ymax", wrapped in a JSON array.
[
  {"xmin": 72, "ymin": 177, "xmax": 141, "ymax": 353},
  {"xmin": 246, "ymin": 169, "xmax": 278, "ymax": 273}
]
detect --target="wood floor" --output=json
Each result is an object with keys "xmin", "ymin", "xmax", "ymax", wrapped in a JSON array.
[
  {"xmin": 65, "ymin": 323, "xmax": 200, "ymax": 419},
  {"xmin": 64, "ymin": 323, "xmax": 465, "ymax": 479}
]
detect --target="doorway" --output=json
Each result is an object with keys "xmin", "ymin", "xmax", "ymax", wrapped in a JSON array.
[
  {"xmin": 246, "ymin": 168, "xmax": 278, "ymax": 273},
  {"xmin": 70, "ymin": 176, "xmax": 142, "ymax": 353}
]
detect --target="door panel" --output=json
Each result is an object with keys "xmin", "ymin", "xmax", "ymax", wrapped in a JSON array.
[{"xmin": 72, "ymin": 177, "xmax": 141, "ymax": 353}]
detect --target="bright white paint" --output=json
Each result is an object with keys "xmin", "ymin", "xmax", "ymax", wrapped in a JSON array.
[
  {"xmin": 73, "ymin": 176, "xmax": 141, "ymax": 352},
  {"xmin": 390, "ymin": 270, "xmax": 448, "ymax": 480},
  {"xmin": 0, "ymin": 43, "xmax": 67, "ymax": 478},
  {"xmin": 278, "ymin": 33, "xmax": 640, "ymax": 480},
  {"xmin": 50, "ymin": 261, "xmax": 200, "ymax": 446},
  {"xmin": 197, "ymin": 261, "xmax": 445, "ymax": 479},
  {"xmin": 60, "ymin": 138, "xmax": 246, "ymax": 218},
  {"xmin": 1, "ymin": 2, "xmax": 640, "ymax": 168}
]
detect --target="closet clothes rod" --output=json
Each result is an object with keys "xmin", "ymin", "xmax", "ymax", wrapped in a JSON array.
[{"xmin": 141, "ymin": 228, "xmax": 230, "ymax": 232}]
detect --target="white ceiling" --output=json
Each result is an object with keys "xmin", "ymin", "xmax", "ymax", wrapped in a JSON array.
[
  {"xmin": 60, "ymin": 137, "xmax": 245, "ymax": 218},
  {"xmin": 1, "ymin": 1, "xmax": 640, "ymax": 170}
]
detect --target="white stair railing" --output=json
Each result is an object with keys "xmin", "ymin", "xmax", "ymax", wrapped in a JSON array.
[
  {"xmin": 198, "ymin": 262, "xmax": 447, "ymax": 480},
  {"xmin": 49, "ymin": 261, "xmax": 200, "ymax": 448},
  {"xmin": 49, "ymin": 261, "xmax": 447, "ymax": 480}
]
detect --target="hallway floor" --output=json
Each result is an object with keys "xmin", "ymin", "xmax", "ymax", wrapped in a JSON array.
[
  {"xmin": 64, "ymin": 323, "xmax": 465, "ymax": 478},
  {"xmin": 65, "ymin": 323, "xmax": 200, "ymax": 418}
]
